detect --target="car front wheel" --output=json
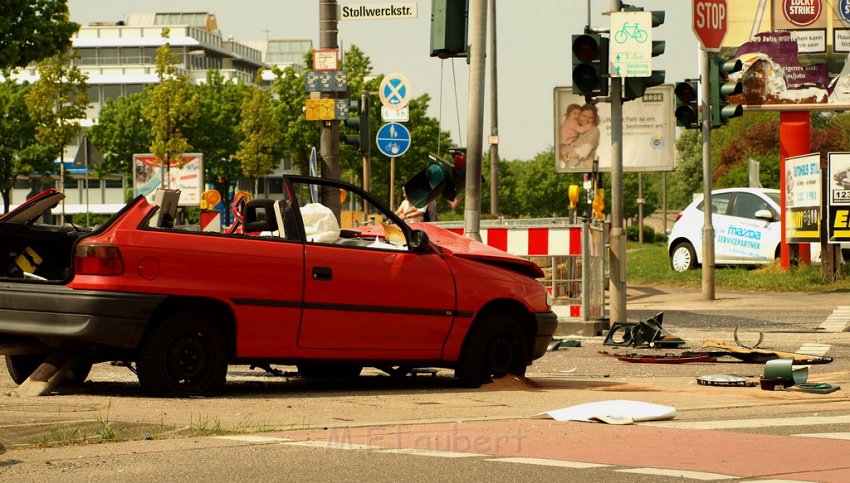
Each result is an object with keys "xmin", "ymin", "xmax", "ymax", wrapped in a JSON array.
[
  {"xmin": 670, "ymin": 242, "xmax": 697, "ymax": 272},
  {"xmin": 455, "ymin": 313, "xmax": 528, "ymax": 388}
]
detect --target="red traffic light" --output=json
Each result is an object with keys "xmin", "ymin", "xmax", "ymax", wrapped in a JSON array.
[
  {"xmin": 674, "ymin": 82, "xmax": 697, "ymax": 103},
  {"xmin": 572, "ymin": 35, "xmax": 600, "ymax": 62}
]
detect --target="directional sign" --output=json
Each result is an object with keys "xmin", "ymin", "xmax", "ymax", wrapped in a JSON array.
[
  {"xmin": 609, "ymin": 11, "xmax": 652, "ymax": 78},
  {"xmin": 693, "ymin": 0, "xmax": 728, "ymax": 51},
  {"xmin": 376, "ymin": 122, "xmax": 411, "ymax": 157},
  {"xmin": 379, "ymin": 73, "xmax": 411, "ymax": 110}
]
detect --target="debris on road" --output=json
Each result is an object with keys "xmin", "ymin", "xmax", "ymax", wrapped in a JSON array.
[
  {"xmin": 548, "ymin": 339, "xmax": 582, "ymax": 351},
  {"xmin": 703, "ymin": 341, "xmax": 833, "ymax": 364},
  {"xmin": 696, "ymin": 374, "xmax": 757, "ymax": 387},
  {"xmin": 535, "ymin": 399, "xmax": 677, "ymax": 425},
  {"xmin": 598, "ymin": 351, "xmax": 717, "ymax": 364},
  {"xmin": 603, "ymin": 312, "xmax": 685, "ymax": 348}
]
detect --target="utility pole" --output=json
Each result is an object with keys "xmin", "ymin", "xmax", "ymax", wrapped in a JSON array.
[
  {"xmin": 319, "ymin": 0, "xmax": 341, "ymax": 215},
  {"xmin": 464, "ymin": 0, "xmax": 487, "ymax": 241},
  {"xmin": 608, "ymin": 0, "xmax": 627, "ymax": 323},
  {"xmin": 701, "ymin": 48, "xmax": 715, "ymax": 300},
  {"xmin": 489, "ymin": 0, "xmax": 499, "ymax": 215}
]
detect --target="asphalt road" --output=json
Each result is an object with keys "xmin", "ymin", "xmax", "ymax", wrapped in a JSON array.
[{"xmin": 2, "ymin": 285, "xmax": 850, "ymax": 481}]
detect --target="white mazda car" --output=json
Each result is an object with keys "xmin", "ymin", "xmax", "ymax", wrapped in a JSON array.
[{"xmin": 668, "ymin": 188, "xmax": 782, "ymax": 272}]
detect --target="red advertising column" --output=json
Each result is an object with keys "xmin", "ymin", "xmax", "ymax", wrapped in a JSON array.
[{"xmin": 779, "ymin": 111, "xmax": 811, "ymax": 269}]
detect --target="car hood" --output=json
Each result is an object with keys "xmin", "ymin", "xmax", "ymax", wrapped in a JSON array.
[
  {"xmin": 417, "ymin": 223, "xmax": 544, "ymax": 278},
  {"xmin": 0, "ymin": 189, "xmax": 64, "ymax": 224}
]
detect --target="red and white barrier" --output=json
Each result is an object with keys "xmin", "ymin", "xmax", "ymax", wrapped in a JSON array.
[
  {"xmin": 200, "ymin": 211, "xmax": 221, "ymax": 232},
  {"xmin": 447, "ymin": 226, "xmax": 582, "ymax": 257}
]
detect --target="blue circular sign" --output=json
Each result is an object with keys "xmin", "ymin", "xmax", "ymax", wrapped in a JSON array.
[
  {"xmin": 375, "ymin": 123, "xmax": 411, "ymax": 157},
  {"xmin": 841, "ymin": 0, "xmax": 850, "ymax": 22}
]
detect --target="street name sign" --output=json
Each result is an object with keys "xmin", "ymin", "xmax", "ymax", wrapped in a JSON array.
[{"xmin": 339, "ymin": 3, "xmax": 418, "ymax": 20}]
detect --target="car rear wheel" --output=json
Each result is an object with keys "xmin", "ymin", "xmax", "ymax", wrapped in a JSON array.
[
  {"xmin": 137, "ymin": 313, "xmax": 228, "ymax": 397},
  {"xmin": 670, "ymin": 242, "xmax": 697, "ymax": 272},
  {"xmin": 455, "ymin": 313, "xmax": 528, "ymax": 388},
  {"xmin": 5, "ymin": 355, "xmax": 92, "ymax": 386}
]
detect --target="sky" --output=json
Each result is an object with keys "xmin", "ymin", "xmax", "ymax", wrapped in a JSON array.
[{"xmin": 66, "ymin": 0, "xmax": 699, "ymax": 162}]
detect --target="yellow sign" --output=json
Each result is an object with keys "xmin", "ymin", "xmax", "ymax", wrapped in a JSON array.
[{"xmin": 305, "ymin": 99, "xmax": 336, "ymax": 121}]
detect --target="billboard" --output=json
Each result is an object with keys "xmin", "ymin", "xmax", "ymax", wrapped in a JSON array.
[
  {"xmin": 133, "ymin": 153, "xmax": 203, "ymax": 206},
  {"xmin": 784, "ymin": 153, "xmax": 821, "ymax": 242},
  {"xmin": 553, "ymin": 85, "xmax": 675, "ymax": 173}
]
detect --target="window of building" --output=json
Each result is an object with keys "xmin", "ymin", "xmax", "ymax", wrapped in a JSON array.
[
  {"xmin": 125, "ymin": 84, "xmax": 144, "ymax": 96},
  {"xmin": 143, "ymin": 47, "xmax": 158, "ymax": 64},
  {"xmin": 103, "ymin": 85, "xmax": 122, "ymax": 101},
  {"xmin": 104, "ymin": 179, "xmax": 123, "ymax": 188},
  {"xmin": 267, "ymin": 178, "xmax": 284, "ymax": 194},
  {"xmin": 99, "ymin": 47, "xmax": 119, "ymax": 65},
  {"xmin": 86, "ymin": 85, "xmax": 100, "ymax": 103}
]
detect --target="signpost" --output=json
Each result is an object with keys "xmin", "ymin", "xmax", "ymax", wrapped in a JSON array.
[
  {"xmin": 692, "ymin": 0, "xmax": 728, "ymax": 51},
  {"xmin": 376, "ymin": 122, "xmax": 411, "ymax": 209}
]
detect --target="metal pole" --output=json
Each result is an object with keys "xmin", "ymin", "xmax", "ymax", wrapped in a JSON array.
[
  {"xmin": 464, "ymin": 0, "xmax": 487, "ymax": 241},
  {"xmin": 638, "ymin": 172, "xmax": 644, "ymax": 244},
  {"xmin": 390, "ymin": 157, "xmax": 396, "ymax": 209},
  {"xmin": 361, "ymin": 90, "xmax": 371, "ymax": 193},
  {"xmin": 319, "ymin": 0, "xmax": 341, "ymax": 215},
  {"xmin": 701, "ymin": 49, "xmax": 715, "ymax": 300},
  {"xmin": 608, "ymin": 0, "xmax": 626, "ymax": 324},
  {"xmin": 488, "ymin": 0, "xmax": 499, "ymax": 215}
]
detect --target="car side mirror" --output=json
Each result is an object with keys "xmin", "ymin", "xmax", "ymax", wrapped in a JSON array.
[
  {"xmin": 409, "ymin": 229, "xmax": 431, "ymax": 252},
  {"xmin": 754, "ymin": 209, "xmax": 774, "ymax": 221}
]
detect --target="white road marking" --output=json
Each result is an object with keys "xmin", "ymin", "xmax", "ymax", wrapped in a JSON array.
[
  {"xmin": 215, "ymin": 435, "xmax": 293, "ymax": 443},
  {"xmin": 377, "ymin": 448, "xmax": 486, "ymax": 458},
  {"xmin": 647, "ymin": 414, "xmax": 850, "ymax": 430},
  {"xmin": 616, "ymin": 467, "xmax": 736, "ymax": 480},
  {"xmin": 486, "ymin": 457, "xmax": 608, "ymax": 468},
  {"xmin": 819, "ymin": 307, "xmax": 850, "ymax": 332},
  {"xmin": 796, "ymin": 343, "xmax": 831, "ymax": 357},
  {"xmin": 794, "ymin": 432, "xmax": 850, "ymax": 440},
  {"xmin": 281, "ymin": 440, "xmax": 376, "ymax": 450}
]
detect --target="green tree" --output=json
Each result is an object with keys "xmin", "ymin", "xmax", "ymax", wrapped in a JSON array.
[
  {"xmin": 142, "ymin": 28, "xmax": 198, "ymax": 188},
  {"xmin": 238, "ymin": 84, "xmax": 281, "ymax": 195},
  {"xmin": 271, "ymin": 63, "xmax": 315, "ymax": 177},
  {"xmin": 0, "ymin": 1, "xmax": 78, "ymax": 70},
  {"xmin": 89, "ymin": 91, "xmax": 152, "ymax": 180},
  {"xmin": 0, "ymin": 79, "xmax": 51, "ymax": 212},
  {"xmin": 25, "ymin": 50, "xmax": 89, "ymax": 196},
  {"xmin": 185, "ymin": 70, "xmax": 249, "ymax": 215}
]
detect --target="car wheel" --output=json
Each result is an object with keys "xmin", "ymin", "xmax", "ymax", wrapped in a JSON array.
[
  {"xmin": 5, "ymin": 355, "xmax": 92, "ymax": 386},
  {"xmin": 670, "ymin": 242, "xmax": 697, "ymax": 272},
  {"xmin": 455, "ymin": 313, "xmax": 528, "ymax": 388},
  {"xmin": 137, "ymin": 313, "xmax": 228, "ymax": 397},
  {"xmin": 297, "ymin": 365, "xmax": 362, "ymax": 379}
]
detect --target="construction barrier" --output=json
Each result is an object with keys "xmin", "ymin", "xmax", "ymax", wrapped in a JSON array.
[{"xmin": 436, "ymin": 219, "xmax": 608, "ymax": 321}]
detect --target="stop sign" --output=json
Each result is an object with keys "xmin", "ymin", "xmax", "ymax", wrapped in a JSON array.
[{"xmin": 693, "ymin": 0, "xmax": 727, "ymax": 51}]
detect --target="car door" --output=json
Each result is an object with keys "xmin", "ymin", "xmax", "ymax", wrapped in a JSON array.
[
  {"xmin": 714, "ymin": 192, "xmax": 779, "ymax": 264},
  {"xmin": 289, "ymin": 177, "xmax": 456, "ymax": 355}
]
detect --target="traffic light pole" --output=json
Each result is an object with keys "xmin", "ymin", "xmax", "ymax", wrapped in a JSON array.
[
  {"xmin": 464, "ymin": 0, "xmax": 487, "ymax": 241},
  {"xmin": 609, "ymin": 0, "xmax": 626, "ymax": 324},
  {"xmin": 319, "ymin": 0, "xmax": 341, "ymax": 216},
  {"xmin": 700, "ymin": 48, "xmax": 716, "ymax": 300}
]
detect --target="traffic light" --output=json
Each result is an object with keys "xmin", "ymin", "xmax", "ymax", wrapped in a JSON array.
[
  {"xmin": 403, "ymin": 151, "xmax": 465, "ymax": 208},
  {"xmin": 430, "ymin": 0, "xmax": 468, "ymax": 58},
  {"xmin": 621, "ymin": 7, "xmax": 665, "ymax": 101},
  {"xmin": 342, "ymin": 92, "xmax": 370, "ymax": 154},
  {"xmin": 710, "ymin": 55, "xmax": 744, "ymax": 127},
  {"xmin": 571, "ymin": 33, "xmax": 608, "ymax": 98},
  {"xmin": 674, "ymin": 81, "xmax": 699, "ymax": 129}
]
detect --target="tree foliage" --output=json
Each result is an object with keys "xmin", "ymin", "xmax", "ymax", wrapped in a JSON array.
[
  {"xmin": 142, "ymin": 29, "xmax": 198, "ymax": 186},
  {"xmin": 25, "ymin": 50, "xmax": 89, "ymax": 167},
  {"xmin": 0, "ymin": 0, "xmax": 79, "ymax": 70},
  {"xmin": 89, "ymin": 92, "xmax": 152, "ymax": 179},
  {"xmin": 0, "ymin": 80, "xmax": 50, "ymax": 212},
  {"xmin": 238, "ymin": 83, "xmax": 281, "ymax": 194}
]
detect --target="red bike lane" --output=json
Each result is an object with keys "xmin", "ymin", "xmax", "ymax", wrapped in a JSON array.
[{"xmin": 280, "ymin": 418, "xmax": 850, "ymax": 481}]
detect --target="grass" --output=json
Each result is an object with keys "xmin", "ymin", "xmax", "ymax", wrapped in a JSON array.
[{"xmin": 627, "ymin": 241, "xmax": 850, "ymax": 292}]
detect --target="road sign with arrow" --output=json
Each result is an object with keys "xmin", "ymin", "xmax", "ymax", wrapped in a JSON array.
[{"xmin": 609, "ymin": 11, "xmax": 652, "ymax": 78}]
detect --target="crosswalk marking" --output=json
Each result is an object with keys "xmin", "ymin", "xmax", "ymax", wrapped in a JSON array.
[
  {"xmin": 819, "ymin": 306, "xmax": 850, "ymax": 332},
  {"xmin": 281, "ymin": 440, "xmax": 376, "ymax": 450},
  {"xmin": 378, "ymin": 448, "xmax": 487, "ymax": 458},
  {"xmin": 215, "ymin": 435, "xmax": 292, "ymax": 443},
  {"xmin": 648, "ymin": 414, "xmax": 850, "ymax": 430},
  {"xmin": 796, "ymin": 343, "xmax": 831, "ymax": 357},
  {"xmin": 794, "ymin": 432, "xmax": 850, "ymax": 440},
  {"xmin": 615, "ymin": 467, "xmax": 736, "ymax": 480},
  {"xmin": 486, "ymin": 457, "xmax": 609, "ymax": 468}
]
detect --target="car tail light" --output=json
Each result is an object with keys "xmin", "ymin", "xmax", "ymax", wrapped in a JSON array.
[
  {"xmin": 674, "ymin": 212, "xmax": 683, "ymax": 223},
  {"xmin": 74, "ymin": 241, "xmax": 125, "ymax": 275}
]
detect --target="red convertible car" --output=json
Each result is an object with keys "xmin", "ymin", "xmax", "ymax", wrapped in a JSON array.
[{"xmin": 0, "ymin": 176, "xmax": 557, "ymax": 397}]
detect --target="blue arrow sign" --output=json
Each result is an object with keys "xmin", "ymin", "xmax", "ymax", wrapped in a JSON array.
[{"xmin": 376, "ymin": 123, "xmax": 411, "ymax": 157}]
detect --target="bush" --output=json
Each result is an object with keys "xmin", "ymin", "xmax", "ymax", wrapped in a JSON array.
[{"xmin": 626, "ymin": 224, "xmax": 656, "ymax": 243}]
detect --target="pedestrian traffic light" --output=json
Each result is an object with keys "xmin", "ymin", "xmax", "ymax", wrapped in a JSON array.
[
  {"xmin": 674, "ymin": 81, "xmax": 699, "ymax": 129},
  {"xmin": 621, "ymin": 7, "xmax": 665, "ymax": 101},
  {"xmin": 710, "ymin": 55, "xmax": 744, "ymax": 128},
  {"xmin": 571, "ymin": 33, "xmax": 608, "ymax": 98},
  {"xmin": 342, "ymin": 92, "xmax": 370, "ymax": 154},
  {"xmin": 430, "ymin": 0, "xmax": 468, "ymax": 58}
]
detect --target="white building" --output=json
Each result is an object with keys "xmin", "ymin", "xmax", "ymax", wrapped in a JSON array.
[{"xmin": 11, "ymin": 12, "xmax": 310, "ymax": 214}]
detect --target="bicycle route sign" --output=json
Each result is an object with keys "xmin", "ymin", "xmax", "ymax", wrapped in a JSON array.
[
  {"xmin": 609, "ymin": 11, "xmax": 652, "ymax": 78},
  {"xmin": 376, "ymin": 122, "xmax": 411, "ymax": 157}
]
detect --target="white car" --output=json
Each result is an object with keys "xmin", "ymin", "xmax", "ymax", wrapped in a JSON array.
[{"xmin": 668, "ymin": 188, "xmax": 782, "ymax": 272}]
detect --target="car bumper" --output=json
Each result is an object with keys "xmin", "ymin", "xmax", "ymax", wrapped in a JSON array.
[
  {"xmin": 0, "ymin": 283, "xmax": 165, "ymax": 350},
  {"xmin": 531, "ymin": 311, "xmax": 559, "ymax": 360}
]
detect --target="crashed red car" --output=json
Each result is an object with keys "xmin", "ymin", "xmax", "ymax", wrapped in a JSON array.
[{"xmin": 0, "ymin": 176, "xmax": 557, "ymax": 397}]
